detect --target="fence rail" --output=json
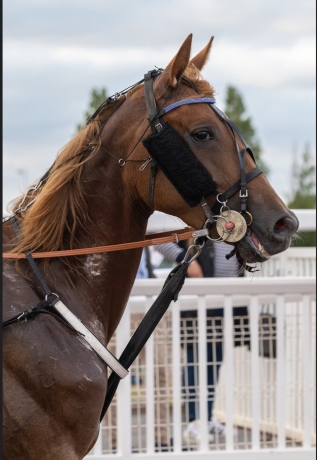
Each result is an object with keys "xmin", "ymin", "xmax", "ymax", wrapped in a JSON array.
[{"xmin": 86, "ymin": 276, "xmax": 316, "ymax": 459}]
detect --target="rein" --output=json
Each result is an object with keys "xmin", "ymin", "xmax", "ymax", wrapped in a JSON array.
[{"xmin": 2, "ymin": 227, "xmax": 204, "ymax": 259}]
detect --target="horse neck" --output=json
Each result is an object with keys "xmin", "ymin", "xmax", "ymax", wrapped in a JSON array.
[{"xmin": 52, "ymin": 157, "xmax": 150, "ymax": 343}]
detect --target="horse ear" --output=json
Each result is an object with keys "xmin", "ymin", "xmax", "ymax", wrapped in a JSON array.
[
  {"xmin": 189, "ymin": 36, "xmax": 214, "ymax": 71},
  {"xmin": 165, "ymin": 34, "xmax": 193, "ymax": 88}
]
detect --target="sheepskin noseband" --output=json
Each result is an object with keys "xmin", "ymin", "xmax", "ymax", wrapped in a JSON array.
[{"xmin": 142, "ymin": 122, "xmax": 217, "ymax": 207}]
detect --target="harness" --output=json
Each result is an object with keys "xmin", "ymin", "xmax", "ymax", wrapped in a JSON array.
[
  {"xmin": 142, "ymin": 69, "xmax": 263, "ymax": 243},
  {"xmin": 3, "ymin": 68, "xmax": 263, "ymax": 418}
]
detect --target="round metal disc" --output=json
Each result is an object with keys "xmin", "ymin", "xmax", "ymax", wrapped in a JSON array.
[{"xmin": 216, "ymin": 210, "xmax": 247, "ymax": 242}]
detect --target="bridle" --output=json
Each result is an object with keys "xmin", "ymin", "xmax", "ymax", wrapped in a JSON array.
[
  {"xmin": 142, "ymin": 69, "xmax": 263, "ymax": 246},
  {"xmin": 5, "ymin": 68, "xmax": 262, "ymax": 248},
  {"xmin": 3, "ymin": 69, "xmax": 264, "ymax": 262}
]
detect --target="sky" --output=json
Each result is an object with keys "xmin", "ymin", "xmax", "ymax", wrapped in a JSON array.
[{"xmin": 3, "ymin": 0, "xmax": 316, "ymax": 215}]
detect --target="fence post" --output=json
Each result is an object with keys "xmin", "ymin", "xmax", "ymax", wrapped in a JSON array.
[
  {"xmin": 303, "ymin": 294, "xmax": 312, "ymax": 448},
  {"xmin": 116, "ymin": 303, "xmax": 132, "ymax": 457},
  {"xmin": 198, "ymin": 296, "xmax": 208, "ymax": 451},
  {"xmin": 224, "ymin": 295, "xmax": 234, "ymax": 451},
  {"xmin": 250, "ymin": 295, "xmax": 260, "ymax": 450},
  {"xmin": 145, "ymin": 296, "xmax": 155, "ymax": 454},
  {"xmin": 276, "ymin": 295, "xmax": 286, "ymax": 449},
  {"xmin": 172, "ymin": 299, "xmax": 182, "ymax": 452}
]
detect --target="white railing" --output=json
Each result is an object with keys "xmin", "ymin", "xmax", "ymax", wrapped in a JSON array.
[
  {"xmin": 86, "ymin": 277, "xmax": 316, "ymax": 459},
  {"xmin": 154, "ymin": 246, "xmax": 316, "ymax": 279},
  {"xmin": 255, "ymin": 247, "xmax": 316, "ymax": 277}
]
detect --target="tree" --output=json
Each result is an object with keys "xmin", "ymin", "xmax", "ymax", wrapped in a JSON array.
[
  {"xmin": 287, "ymin": 143, "xmax": 316, "ymax": 246},
  {"xmin": 224, "ymin": 85, "xmax": 270, "ymax": 176},
  {"xmin": 288, "ymin": 143, "xmax": 316, "ymax": 209},
  {"xmin": 76, "ymin": 88, "xmax": 108, "ymax": 132}
]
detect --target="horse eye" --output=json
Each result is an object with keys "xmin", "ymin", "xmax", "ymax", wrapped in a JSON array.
[{"xmin": 193, "ymin": 131, "xmax": 213, "ymax": 141}]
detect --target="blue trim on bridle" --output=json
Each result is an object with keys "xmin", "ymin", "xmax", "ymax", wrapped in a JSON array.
[{"xmin": 162, "ymin": 97, "xmax": 216, "ymax": 114}]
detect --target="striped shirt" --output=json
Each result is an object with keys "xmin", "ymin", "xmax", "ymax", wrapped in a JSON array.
[
  {"xmin": 213, "ymin": 242, "xmax": 240, "ymax": 277},
  {"xmin": 155, "ymin": 243, "xmax": 185, "ymax": 263},
  {"xmin": 155, "ymin": 242, "xmax": 240, "ymax": 277}
]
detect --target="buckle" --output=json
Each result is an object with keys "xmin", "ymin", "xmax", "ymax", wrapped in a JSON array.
[
  {"xmin": 17, "ymin": 312, "xmax": 27, "ymax": 323},
  {"xmin": 191, "ymin": 229, "xmax": 209, "ymax": 239},
  {"xmin": 155, "ymin": 122, "xmax": 163, "ymax": 132}
]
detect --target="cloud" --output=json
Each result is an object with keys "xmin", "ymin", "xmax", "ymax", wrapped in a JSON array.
[
  {"xmin": 3, "ymin": 0, "xmax": 315, "ymax": 52},
  {"xmin": 3, "ymin": 0, "xmax": 316, "ymax": 214},
  {"xmin": 209, "ymin": 38, "xmax": 315, "ymax": 90}
]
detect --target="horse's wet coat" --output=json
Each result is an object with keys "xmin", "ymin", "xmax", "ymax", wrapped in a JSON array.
[{"xmin": 3, "ymin": 35, "xmax": 298, "ymax": 459}]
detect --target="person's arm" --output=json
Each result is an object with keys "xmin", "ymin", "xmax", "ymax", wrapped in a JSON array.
[
  {"xmin": 155, "ymin": 243, "xmax": 185, "ymax": 263},
  {"xmin": 155, "ymin": 243, "xmax": 204, "ymax": 278},
  {"xmin": 187, "ymin": 259, "xmax": 204, "ymax": 277}
]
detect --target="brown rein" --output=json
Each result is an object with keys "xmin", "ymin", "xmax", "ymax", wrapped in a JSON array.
[{"xmin": 3, "ymin": 227, "xmax": 196, "ymax": 259}]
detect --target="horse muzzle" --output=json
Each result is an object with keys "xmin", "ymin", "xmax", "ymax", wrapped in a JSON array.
[{"xmin": 235, "ymin": 210, "xmax": 299, "ymax": 264}]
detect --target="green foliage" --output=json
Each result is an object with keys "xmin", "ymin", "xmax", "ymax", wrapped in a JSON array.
[
  {"xmin": 224, "ymin": 85, "xmax": 270, "ymax": 176},
  {"xmin": 287, "ymin": 144, "xmax": 316, "ymax": 247},
  {"xmin": 76, "ymin": 88, "xmax": 108, "ymax": 132},
  {"xmin": 288, "ymin": 144, "xmax": 316, "ymax": 209},
  {"xmin": 293, "ymin": 231, "xmax": 316, "ymax": 247}
]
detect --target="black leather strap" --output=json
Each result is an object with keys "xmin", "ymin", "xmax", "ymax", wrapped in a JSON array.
[
  {"xmin": 218, "ymin": 166, "xmax": 263, "ymax": 203},
  {"xmin": 144, "ymin": 71, "xmax": 160, "ymax": 130},
  {"xmin": 100, "ymin": 261, "xmax": 190, "ymax": 420},
  {"xmin": 2, "ymin": 300, "xmax": 49, "ymax": 327},
  {"xmin": 10, "ymin": 217, "xmax": 53, "ymax": 299},
  {"xmin": 209, "ymin": 104, "xmax": 256, "ymax": 163},
  {"xmin": 144, "ymin": 71, "xmax": 162, "ymax": 210},
  {"xmin": 148, "ymin": 159, "xmax": 157, "ymax": 211}
]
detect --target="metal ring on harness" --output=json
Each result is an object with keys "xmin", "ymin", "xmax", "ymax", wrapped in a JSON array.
[
  {"xmin": 45, "ymin": 293, "xmax": 59, "ymax": 305},
  {"xmin": 202, "ymin": 217, "xmax": 231, "ymax": 243},
  {"xmin": 241, "ymin": 210, "xmax": 253, "ymax": 226},
  {"xmin": 181, "ymin": 242, "xmax": 204, "ymax": 264}
]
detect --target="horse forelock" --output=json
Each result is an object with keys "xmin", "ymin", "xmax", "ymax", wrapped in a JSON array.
[{"xmin": 183, "ymin": 64, "xmax": 215, "ymax": 97}]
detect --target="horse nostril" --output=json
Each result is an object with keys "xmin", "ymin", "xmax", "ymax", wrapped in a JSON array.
[
  {"xmin": 274, "ymin": 216, "xmax": 298, "ymax": 234},
  {"xmin": 275, "ymin": 218, "xmax": 287, "ymax": 231}
]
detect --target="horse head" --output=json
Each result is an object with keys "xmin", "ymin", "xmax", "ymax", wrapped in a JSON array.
[
  {"xmin": 102, "ymin": 34, "xmax": 298, "ymax": 265},
  {"xmin": 7, "ymin": 34, "xmax": 298, "ymax": 268}
]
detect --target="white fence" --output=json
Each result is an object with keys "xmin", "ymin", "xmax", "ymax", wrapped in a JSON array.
[
  {"xmin": 85, "ymin": 213, "xmax": 316, "ymax": 459},
  {"xmin": 154, "ymin": 247, "xmax": 316, "ymax": 280},
  {"xmin": 86, "ymin": 275, "xmax": 316, "ymax": 459},
  {"xmin": 254, "ymin": 247, "xmax": 316, "ymax": 278}
]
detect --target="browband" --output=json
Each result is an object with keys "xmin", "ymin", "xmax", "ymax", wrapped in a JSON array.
[{"xmin": 159, "ymin": 97, "xmax": 216, "ymax": 115}]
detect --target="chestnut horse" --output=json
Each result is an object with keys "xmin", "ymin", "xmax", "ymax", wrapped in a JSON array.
[{"xmin": 3, "ymin": 35, "xmax": 298, "ymax": 459}]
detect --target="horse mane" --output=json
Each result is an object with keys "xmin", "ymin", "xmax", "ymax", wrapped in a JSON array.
[
  {"xmin": 8, "ymin": 65, "xmax": 214, "ymax": 256},
  {"xmin": 9, "ymin": 99, "xmax": 124, "ymax": 255}
]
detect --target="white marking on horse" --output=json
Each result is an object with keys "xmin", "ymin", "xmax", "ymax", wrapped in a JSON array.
[
  {"xmin": 89, "ymin": 318, "xmax": 105, "ymax": 338},
  {"xmin": 94, "ymin": 362, "xmax": 103, "ymax": 373},
  {"xmin": 84, "ymin": 254, "xmax": 106, "ymax": 277},
  {"xmin": 3, "ymin": 271, "xmax": 18, "ymax": 283}
]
